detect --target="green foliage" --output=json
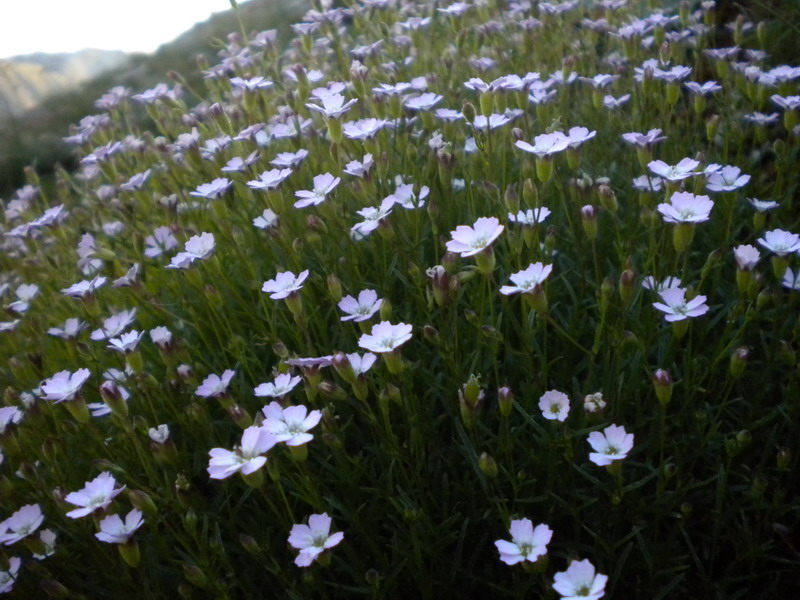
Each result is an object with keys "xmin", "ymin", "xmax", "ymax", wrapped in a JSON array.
[{"xmin": 1, "ymin": 0, "xmax": 799, "ymax": 598}]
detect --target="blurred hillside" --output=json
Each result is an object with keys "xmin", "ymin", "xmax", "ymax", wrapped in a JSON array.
[
  {"xmin": 0, "ymin": 0, "xmax": 309, "ymax": 196},
  {"xmin": 0, "ymin": 49, "xmax": 129, "ymax": 117}
]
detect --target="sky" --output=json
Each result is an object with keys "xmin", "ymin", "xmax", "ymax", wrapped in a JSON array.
[{"xmin": 0, "ymin": 0, "xmax": 235, "ymax": 59}]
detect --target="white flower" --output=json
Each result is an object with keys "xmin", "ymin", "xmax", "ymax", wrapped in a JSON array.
[
  {"xmin": 657, "ymin": 192, "xmax": 714, "ymax": 224},
  {"xmin": 508, "ymin": 208, "xmax": 551, "ymax": 225},
  {"xmin": 254, "ymin": 373, "xmax": 302, "ymax": 398},
  {"xmin": 148, "ymin": 424, "xmax": 170, "ymax": 444},
  {"xmin": 583, "ymin": 392, "xmax": 606, "ymax": 413},
  {"xmin": 65, "ymin": 472, "xmax": 125, "ymax": 519},
  {"xmin": 107, "ymin": 330, "xmax": 144, "ymax": 353},
  {"xmin": 190, "ymin": 178, "xmax": 232, "ymax": 199},
  {"xmin": 0, "ymin": 557, "xmax": 20, "ymax": 594},
  {"xmin": 652, "ymin": 287, "xmax": 709, "ymax": 322},
  {"xmin": 567, "ymin": 126, "xmax": 597, "ymax": 148},
  {"xmin": 495, "ymin": 518, "xmax": 553, "ymax": 565},
  {"xmin": 271, "ymin": 149, "xmax": 309, "ymax": 168},
  {"xmin": 247, "ymin": 168, "xmax": 293, "ymax": 191},
  {"xmin": 587, "ymin": 424, "xmax": 634, "ymax": 466},
  {"xmin": 705, "ymin": 165, "xmax": 750, "ymax": 192},
  {"xmin": 288, "ymin": 513, "xmax": 344, "ymax": 567},
  {"xmin": 648, "ymin": 158, "xmax": 700, "ymax": 181},
  {"xmin": 41, "ymin": 369, "xmax": 91, "ymax": 403},
  {"xmin": 515, "ymin": 132, "xmax": 571, "ymax": 157},
  {"xmin": 538, "ymin": 390, "xmax": 570, "ymax": 422},
  {"xmin": 306, "ymin": 93, "xmax": 358, "ymax": 118},
  {"xmin": 358, "ymin": 321, "xmax": 413, "ymax": 353},
  {"xmin": 0, "ymin": 504, "xmax": 44, "ymax": 545},
  {"xmin": 48, "ymin": 318, "xmax": 86, "ymax": 339},
  {"xmin": 196, "ymin": 370, "xmax": 236, "ymax": 398},
  {"xmin": 261, "ymin": 402, "xmax": 322, "ymax": 446},
  {"xmin": 343, "ymin": 119, "xmax": 387, "ymax": 140},
  {"xmin": 338, "ymin": 289, "xmax": 383, "ymax": 322},
  {"xmin": 207, "ymin": 426, "xmax": 277, "ymax": 479},
  {"xmin": 757, "ymin": 229, "xmax": 800, "ymax": 256},
  {"xmin": 262, "ymin": 270, "xmax": 309, "ymax": 300},
  {"xmin": 7, "ymin": 283, "xmax": 39, "ymax": 313},
  {"xmin": 95, "ymin": 509, "xmax": 144, "ymax": 544},
  {"xmin": 446, "ymin": 217, "xmax": 504, "ymax": 257},
  {"xmin": 642, "ymin": 276, "xmax": 682, "ymax": 293},
  {"xmin": 294, "ymin": 173, "xmax": 341, "ymax": 208},
  {"xmin": 91, "ymin": 309, "xmax": 137, "ymax": 341},
  {"xmin": 500, "ymin": 263, "xmax": 553, "ymax": 295},
  {"xmin": 253, "ymin": 208, "xmax": 279, "ymax": 230},
  {"xmin": 733, "ymin": 245, "xmax": 760, "ymax": 270},
  {"xmin": 553, "ymin": 559, "xmax": 608, "ymax": 600}
]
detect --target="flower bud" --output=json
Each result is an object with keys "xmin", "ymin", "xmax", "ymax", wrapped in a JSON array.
[
  {"xmin": 706, "ymin": 114, "xmax": 720, "ymax": 142},
  {"xmin": 332, "ymin": 353, "xmax": 356, "ymax": 383},
  {"xmin": 183, "ymin": 564, "xmax": 208, "ymax": 588},
  {"xmin": 462, "ymin": 374, "xmax": 483, "ymax": 407},
  {"xmin": 776, "ymin": 448, "xmax": 791, "ymax": 471},
  {"xmin": 619, "ymin": 269, "xmax": 636, "ymax": 307},
  {"xmin": 100, "ymin": 380, "xmax": 128, "ymax": 417},
  {"xmin": 227, "ymin": 404, "xmax": 252, "ymax": 429},
  {"xmin": 581, "ymin": 205, "xmax": 597, "ymax": 240},
  {"xmin": 239, "ymin": 534, "xmax": 261, "ymax": 555},
  {"xmin": 498, "ymin": 386, "xmax": 514, "ymax": 417},
  {"xmin": 523, "ymin": 178, "xmax": 538, "ymax": 206},
  {"xmin": 479, "ymin": 452, "xmax": 498, "ymax": 478},
  {"xmin": 326, "ymin": 274, "xmax": 342, "ymax": 302},
  {"xmin": 128, "ymin": 489, "xmax": 158, "ymax": 516},
  {"xmin": 504, "ymin": 184, "xmax": 519, "ymax": 214},
  {"xmin": 652, "ymin": 369, "xmax": 673, "ymax": 406},
  {"xmin": 729, "ymin": 347, "xmax": 749, "ymax": 379},
  {"xmin": 461, "ymin": 101, "xmax": 476, "ymax": 124},
  {"xmin": 318, "ymin": 381, "xmax": 347, "ymax": 400},
  {"xmin": 40, "ymin": 580, "xmax": 70, "ymax": 598},
  {"xmin": 423, "ymin": 325, "xmax": 440, "ymax": 344}
]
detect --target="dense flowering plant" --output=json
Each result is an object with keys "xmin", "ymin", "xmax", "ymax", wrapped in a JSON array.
[{"xmin": 0, "ymin": 0, "xmax": 798, "ymax": 596}]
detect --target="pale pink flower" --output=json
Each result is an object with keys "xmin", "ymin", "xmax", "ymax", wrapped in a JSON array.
[
  {"xmin": 553, "ymin": 559, "xmax": 608, "ymax": 600},
  {"xmin": 0, "ymin": 504, "xmax": 44, "ymax": 545},
  {"xmin": 358, "ymin": 321, "xmax": 413, "ymax": 353},
  {"xmin": 652, "ymin": 287, "xmax": 709, "ymax": 322},
  {"xmin": 587, "ymin": 424, "xmax": 634, "ymax": 466},
  {"xmin": 500, "ymin": 263, "xmax": 553, "ymax": 295},
  {"xmin": 95, "ymin": 509, "xmax": 144, "ymax": 544},
  {"xmin": 446, "ymin": 217, "xmax": 504, "ymax": 257},
  {"xmin": 41, "ymin": 369, "xmax": 91, "ymax": 403},
  {"xmin": 567, "ymin": 126, "xmax": 596, "ymax": 148},
  {"xmin": 65, "ymin": 472, "xmax": 125, "ymax": 518},
  {"xmin": 306, "ymin": 93, "xmax": 358, "ymax": 118},
  {"xmin": 207, "ymin": 426, "xmax": 277, "ymax": 479},
  {"xmin": 262, "ymin": 270, "xmax": 309, "ymax": 299},
  {"xmin": 495, "ymin": 518, "xmax": 553, "ymax": 565},
  {"xmin": 539, "ymin": 390, "xmax": 570, "ymax": 422},
  {"xmin": 757, "ymin": 229, "xmax": 800, "ymax": 256},
  {"xmin": 195, "ymin": 369, "xmax": 236, "ymax": 398},
  {"xmin": 508, "ymin": 208, "xmax": 551, "ymax": 225},
  {"xmin": 705, "ymin": 165, "xmax": 750, "ymax": 192},
  {"xmin": 294, "ymin": 173, "xmax": 341, "ymax": 208},
  {"xmin": 261, "ymin": 402, "xmax": 322, "ymax": 446},
  {"xmin": 648, "ymin": 158, "xmax": 700, "ymax": 181},
  {"xmin": 515, "ymin": 132, "xmax": 571, "ymax": 157},
  {"xmin": 288, "ymin": 512, "xmax": 344, "ymax": 567},
  {"xmin": 254, "ymin": 373, "xmax": 302, "ymax": 398},
  {"xmin": 190, "ymin": 178, "xmax": 232, "ymax": 199},
  {"xmin": 247, "ymin": 168, "xmax": 293, "ymax": 191},
  {"xmin": 657, "ymin": 192, "xmax": 714, "ymax": 223},
  {"xmin": 338, "ymin": 290, "xmax": 383, "ymax": 322},
  {"xmin": 733, "ymin": 245, "xmax": 760, "ymax": 270}
]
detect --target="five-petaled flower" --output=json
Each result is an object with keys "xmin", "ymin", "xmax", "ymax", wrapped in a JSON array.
[
  {"xmin": 587, "ymin": 424, "xmax": 634, "ymax": 466},
  {"xmin": 288, "ymin": 513, "xmax": 344, "ymax": 567},
  {"xmin": 338, "ymin": 289, "xmax": 383, "ymax": 322},
  {"xmin": 539, "ymin": 390, "xmax": 570, "ymax": 422},
  {"xmin": 553, "ymin": 559, "xmax": 608, "ymax": 600},
  {"xmin": 41, "ymin": 369, "xmax": 91, "ymax": 403},
  {"xmin": 207, "ymin": 426, "xmax": 278, "ymax": 479},
  {"xmin": 495, "ymin": 518, "xmax": 553, "ymax": 566},
  {"xmin": 261, "ymin": 402, "xmax": 322, "ymax": 446},
  {"xmin": 95, "ymin": 509, "xmax": 145, "ymax": 544},
  {"xmin": 652, "ymin": 287, "xmax": 709, "ymax": 322},
  {"xmin": 446, "ymin": 217, "xmax": 504, "ymax": 257},
  {"xmin": 358, "ymin": 321, "xmax": 413, "ymax": 353},
  {"xmin": 262, "ymin": 270, "xmax": 310, "ymax": 299},
  {"xmin": 196, "ymin": 369, "xmax": 236, "ymax": 398},
  {"xmin": 0, "ymin": 504, "xmax": 44, "ymax": 545},
  {"xmin": 254, "ymin": 373, "xmax": 302, "ymax": 398},
  {"xmin": 65, "ymin": 472, "xmax": 125, "ymax": 519},
  {"xmin": 657, "ymin": 192, "xmax": 714, "ymax": 223},
  {"xmin": 500, "ymin": 263, "xmax": 553, "ymax": 295}
]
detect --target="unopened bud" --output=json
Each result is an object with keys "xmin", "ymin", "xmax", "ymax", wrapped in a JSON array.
[
  {"xmin": 652, "ymin": 369, "xmax": 673, "ymax": 406},
  {"xmin": 729, "ymin": 347, "xmax": 749, "ymax": 379},
  {"xmin": 479, "ymin": 452, "xmax": 498, "ymax": 478},
  {"xmin": 498, "ymin": 386, "xmax": 514, "ymax": 417},
  {"xmin": 581, "ymin": 205, "xmax": 597, "ymax": 240}
]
